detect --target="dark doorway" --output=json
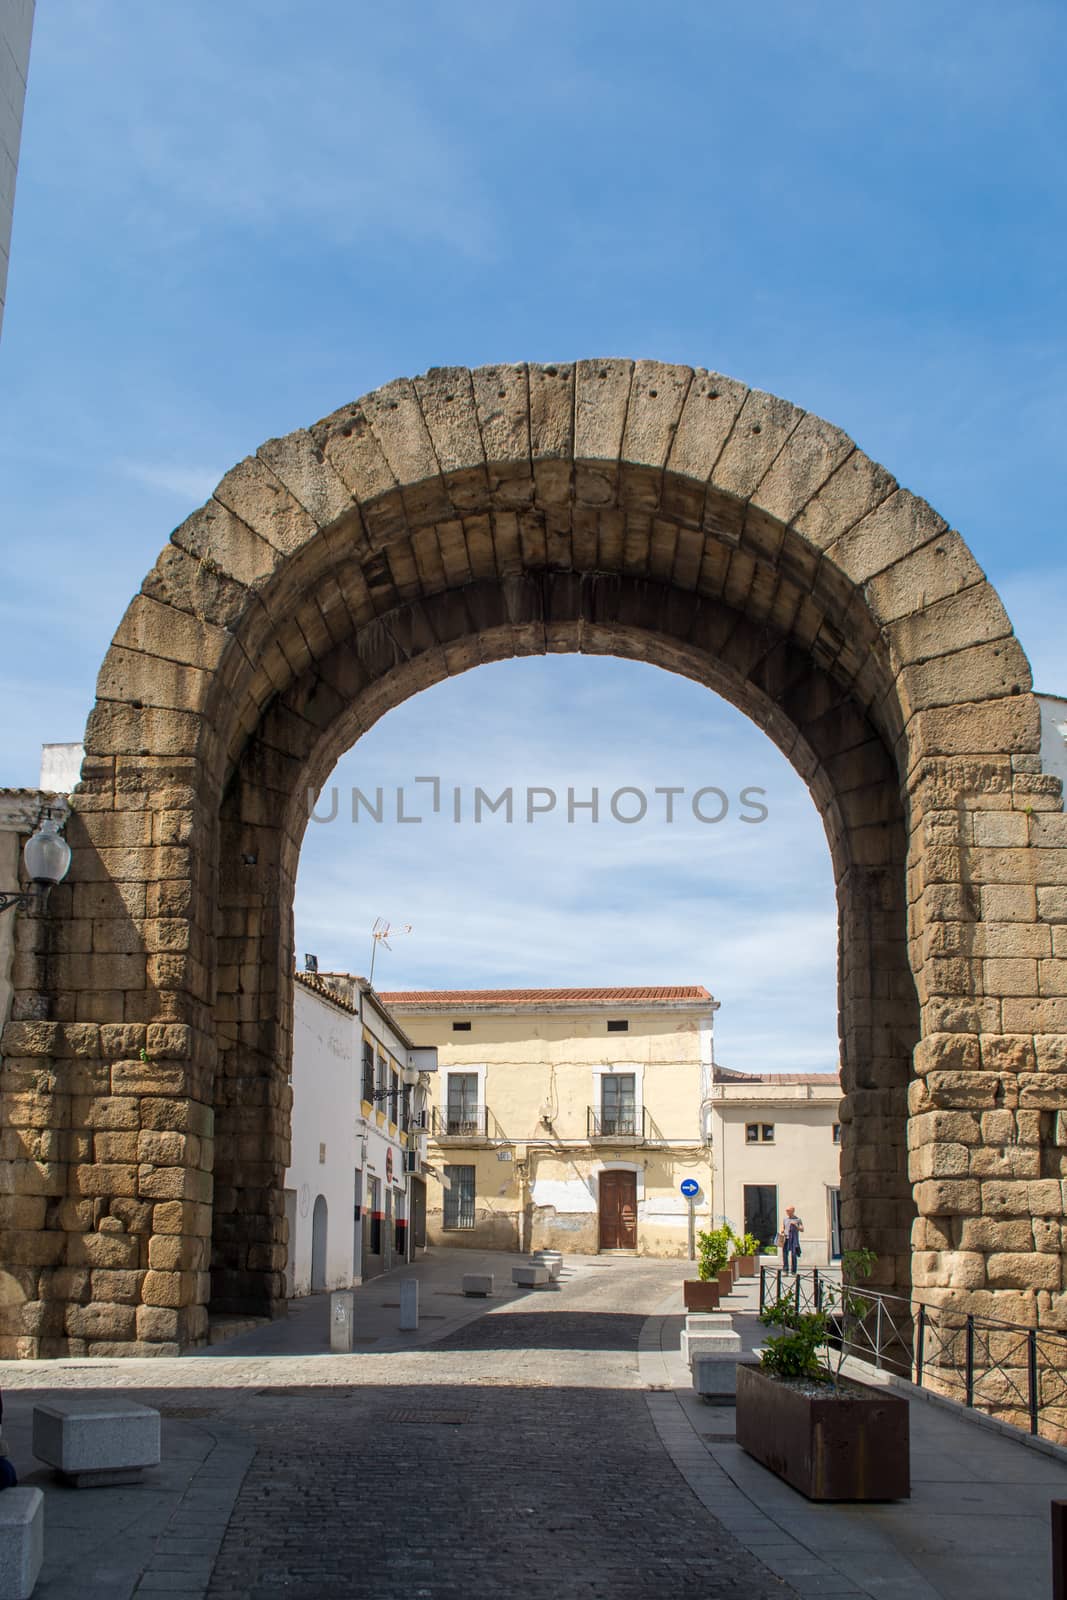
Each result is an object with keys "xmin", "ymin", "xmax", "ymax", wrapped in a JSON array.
[
  {"xmin": 599, "ymin": 1170, "xmax": 637, "ymax": 1250},
  {"xmin": 411, "ymin": 1178, "xmax": 427, "ymax": 1249},
  {"xmin": 743, "ymin": 1184, "xmax": 778, "ymax": 1251}
]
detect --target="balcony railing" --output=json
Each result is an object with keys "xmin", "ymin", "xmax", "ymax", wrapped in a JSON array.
[
  {"xmin": 587, "ymin": 1104, "xmax": 649, "ymax": 1141},
  {"xmin": 432, "ymin": 1104, "xmax": 489, "ymax": 1140}
]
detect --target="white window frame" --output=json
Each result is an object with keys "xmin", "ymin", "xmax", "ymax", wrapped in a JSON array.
[
  {"xmin": 442, "ymin": 1064, "xmax": 486, "ymax": 1136},
  {"xmin": 591, "ymin": 1063, "xmax": 644, "ymax": 1127}
]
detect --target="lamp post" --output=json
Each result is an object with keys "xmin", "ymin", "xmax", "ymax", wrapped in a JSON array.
[
  {"xmin": 370, "ymin": 1061, "xmax": 421, "ymax": 1114},
  {"xmin": 0, "ymin": 817, "xmax": 71, "ymax": 914}
]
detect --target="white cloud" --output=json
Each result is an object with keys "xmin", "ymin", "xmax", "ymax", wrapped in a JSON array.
[{"xmin": 118, "ymin": 460, "xmax": 222, "ymax": 501}]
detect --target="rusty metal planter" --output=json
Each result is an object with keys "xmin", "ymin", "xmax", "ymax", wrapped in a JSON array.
[
  {"xmin": 735, "ymin": 1364, "xmax": 909, "ymax": 1501},
  {"xmin": 683, "ymin": 1279, "xmax": 720, "ymax": 1311},
  {"xmin": 717, "ymin": 1269, "xmax": 734, "ymax": 1298},
  {"xmin": 733, "ymin": 1254, "xmax": 756, "ymax": 1278}
]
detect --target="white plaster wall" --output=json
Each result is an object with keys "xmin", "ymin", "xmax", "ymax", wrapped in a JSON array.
[
  {"xmin": 39, "ymin": 744, "xmax": 83, "ymax": 792},
  {"xmin": 710, "ymin": 1090, "xmax": 841, "ymax": 1263},
  {"xmin": 0, "ymin": 0, "xmax": 34, "ymax": 341},
  {"xmin": 1037, "ymin": 694, "xmax": 1067, "ymax": 792},
  {"xmin": 285, "ymin": 984, "xmax": 360, "ymax": 1295}
]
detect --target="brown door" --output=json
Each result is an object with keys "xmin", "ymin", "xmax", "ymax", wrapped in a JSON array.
[{"xmin": 599, "ymin": 1170, "xmax": 638, "ymax": 1250}]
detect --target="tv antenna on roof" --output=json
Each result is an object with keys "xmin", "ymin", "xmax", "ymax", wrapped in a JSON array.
[{"xmin": 368, "ymin": 917, "xmax": 412, "ymax": 986}]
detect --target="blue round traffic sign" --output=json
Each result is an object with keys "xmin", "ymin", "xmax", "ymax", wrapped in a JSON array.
[{"xmin": 680, "ymin": 1178, "xmax": 700, "ymax": 1197}]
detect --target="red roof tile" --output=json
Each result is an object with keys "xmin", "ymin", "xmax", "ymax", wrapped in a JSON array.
[
  {"xmin": 378, "ymin": 985, "xmax": 712, "ymax": 1008},
  {"xmin": 716, "ymin": 1067, "xmax": 840, "ymax": 1085}
]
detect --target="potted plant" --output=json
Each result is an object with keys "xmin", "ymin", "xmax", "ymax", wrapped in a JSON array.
[
  {"xmin": 683, "ymin": 1225, "xmax": 721, "ymax": 1310},
  {"xmin": 695, "ymin": 1225, "xmax": 734, "ymax": 1298},
  {"xmin": 730, "ymin": 1231, "xmax": 760, "ymax": 1278},
  {"xmin": 735, "ymin": 1250, "xmax": 909, "ymax": 1501}
]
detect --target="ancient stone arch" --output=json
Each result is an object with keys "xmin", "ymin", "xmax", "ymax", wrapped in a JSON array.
[{"xmin": 2, "ymin": 358, "xmax": 1065, "ymax": 1358}]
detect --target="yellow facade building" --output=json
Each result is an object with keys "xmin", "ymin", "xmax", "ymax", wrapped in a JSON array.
[{"xmin": 378, "ymin": 985, "xmax": 717, "ymax": 1258}]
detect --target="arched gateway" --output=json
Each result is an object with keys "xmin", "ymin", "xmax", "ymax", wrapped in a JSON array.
[{"xmin": 2, "ymin": 359, "xmax": 1065, "ymax": 1358}]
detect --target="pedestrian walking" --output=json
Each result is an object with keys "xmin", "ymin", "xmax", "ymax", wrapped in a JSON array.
[{"xmin": 778, "ymin": 1206, "xmax": 803, "ymax": 1273}]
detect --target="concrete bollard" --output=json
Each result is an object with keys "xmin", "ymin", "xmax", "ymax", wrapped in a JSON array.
[
  {"xmin": 0, "ymin": 1489, "xmax": 43, "ymax": 1600},
  {"xmin": 330, "ymin": 1290, "xmax": 355, "ymax": 1353},
  {"xmin": 400, "ymin": 1279, "xmax": 419, "ymax": 1331}
]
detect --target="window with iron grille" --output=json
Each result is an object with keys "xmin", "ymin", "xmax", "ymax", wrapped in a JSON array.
[
  {"xmin": 361, "ymin": 1039, "xmax": 375, "ymax": 1105},
  {"xmin": 446, "ymin": 1073, "xmax": 479, "ymax": 1136},
  {"xmin": 376, "ymin": 1051, "xmax": 388, "ymax": 1104},
  {"xmin": 443, "ymin": 1165, "xmax": 476, "ymax": 1229},
  {"xmin": 601, "ymin": 1073, "xmax": 636, "ymax": 1136},
  {"xmin": 389, "ymin": 1070, "xmax": 400, "ymax": 1125}
]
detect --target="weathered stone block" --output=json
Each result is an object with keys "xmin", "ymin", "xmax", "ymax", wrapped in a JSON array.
[
  {"xmin": 33, "ymin": 1398, "xmax": 160, "ymax": 1486},
  {"xmin": 137, "ymin": 1164, "xmax": 211, "ymax": 1202},
  {"xmin": 66, "ymin": 1231, "xmax": 139, "ymax": 1270},
  {"xmin": 90, "ymin": 1270, "xmax": 143, "ymax": 1305},
  {"xmin": 914, "ymin": 1179, "xmax": 981, "ymax": 1216},
  {"xmin": 142, "ymin": 1269, "xmax": 197, "ymax": 1308},
  {"xmin": 65, "ymin": 1301, "xmax": 136, "ymax": 1340},
  {"xmin": 461, "ymin": 1273, "xmax": 493, "ymax": 1297},
  {"xmin": 986, "ymin": 1252, "xmax": 1061, "ymax": 1290}
]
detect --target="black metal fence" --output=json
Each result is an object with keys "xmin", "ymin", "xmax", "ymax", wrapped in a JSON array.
[{"xmin": 757, "ymin": 1265, "xmax": 1067, "ymax": 1443}]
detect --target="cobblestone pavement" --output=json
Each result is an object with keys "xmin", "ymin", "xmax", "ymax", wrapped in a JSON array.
[
  {"xmin": 202, "ymin": 1258, "xmax": 794, "ymax": 1600},
  {"xmin": 0, "ymin": 1255, "xmax": 797, "ymax": 1598}
]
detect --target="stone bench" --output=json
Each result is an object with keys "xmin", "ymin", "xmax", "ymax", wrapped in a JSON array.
[
  {"xmin": 0, "ymin": 1489, "xmax": 43, "ymax": 1600},
  {"xmin": 511, "ymin": 1265, "xmax": 550, "ymax": 1287},
  {"xmin": 693, "ymin": 1352, "xmax": 760, "ymax": 1402},
  {"xmin": 462, "ymin": 1273, "xmax": 494, "ymax": 1297},
  {"xmin": 32, "ymin": 1399, "xmax": 160, "ymax": 1488},
  {"xmin": 679, "ymin": 1328, "xmax": 742, "ymax": 1366},
  {"xmin": 530, "ymin": 1255, "xmax": 561, "ymax": 1280}
]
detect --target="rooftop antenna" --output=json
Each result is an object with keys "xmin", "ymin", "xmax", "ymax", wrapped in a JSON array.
[{"xmin": 368, "ymin": 917, "xmax": 412, "ymax": 986}]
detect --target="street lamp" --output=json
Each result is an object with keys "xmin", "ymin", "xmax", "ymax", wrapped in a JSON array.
[
  {"xmin": 0, "ymin": 817, "xmax": 71, "ymax": 914},
  {"xmin": 370, "ymin": 1061, "xmax": 421, "ymax": 1104}
]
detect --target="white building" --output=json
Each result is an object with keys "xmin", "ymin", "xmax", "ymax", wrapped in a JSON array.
[
  {"xmin": 284, "ymin": 971, "xmax": 436, "ymax": 1297},
  {"xmin": 1, "ymin": 1, "xmax": 35, "ymax": 342},
  {"xmin": 708, "ymin": 1068, "xmax": 842, "ymax": 1263}
]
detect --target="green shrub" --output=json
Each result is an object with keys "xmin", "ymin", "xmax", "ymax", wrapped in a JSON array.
[
  {"xmin": 758, "ymin": 1247, "xmax": 879, "ymax": 1386},
  {"xmin": 696, "ymin": 1225, "xmax": 732, "ymax": 1280}
]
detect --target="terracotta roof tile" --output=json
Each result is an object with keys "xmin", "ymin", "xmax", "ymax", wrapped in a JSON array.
[
  {"xmin": 716, "ymin": 1066, "xmax": 840, "ymax": 1085},
  {"xmin": 293, "ymin": 970, "xmax": 359, "ymax": 1015},
  {"xmin": 378, "ymin": 985, "xmax": 712, "ymax": 1008}
]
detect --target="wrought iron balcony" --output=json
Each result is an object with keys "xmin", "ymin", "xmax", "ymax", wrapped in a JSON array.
[
  {"xmin": 587, "ymin": 1104, "xmax": 649, "ymax": 1142},
  {"xmin": 432, "ymin": 1104, "xmax": 489, "ymax": 1141}
]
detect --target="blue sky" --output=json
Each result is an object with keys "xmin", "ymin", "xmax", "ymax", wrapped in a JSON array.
[{"xmin": 0, "ymin": 2, "xmax": 1064, "ymax": 1070}]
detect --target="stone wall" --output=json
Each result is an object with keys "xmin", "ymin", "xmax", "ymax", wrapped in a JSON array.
[{"xmin": 0, "ymin": 360, "xmax": 1063, "ymax": 1355}]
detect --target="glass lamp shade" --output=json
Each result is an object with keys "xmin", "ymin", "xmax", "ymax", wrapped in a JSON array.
[
  {"xmin": 401, "ymin": 1063, "xmax": 420, "ymax": 1088},
  {"xmin": 23, "ymin": 818, "xmax": 72, "ymax": 886}
]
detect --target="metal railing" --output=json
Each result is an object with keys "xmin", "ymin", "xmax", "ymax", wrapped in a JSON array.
[
  {"xmin": 758, "ymin": 1265, "xmax": 1067, "ymax": 1443},
  {"xmin": 432, "ymin": 1104, "xmax": 489, "ymax": 1139},
  {"xmin": 586, "ymin": 1104, "xmax": 650, "ymax": 1140}
]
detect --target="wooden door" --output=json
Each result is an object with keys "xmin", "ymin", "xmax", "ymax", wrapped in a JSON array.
[{"xmin": 599, "ymin": 1170, "xmax": 638, "ymax": 1250}]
